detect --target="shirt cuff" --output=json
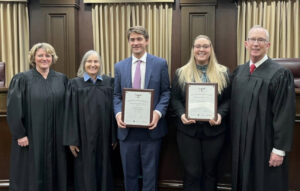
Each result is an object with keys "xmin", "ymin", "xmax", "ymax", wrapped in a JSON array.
[
  {"xmin": 115, "ymin": 112, "xmax": 121, "ymax": 118},
  {"xmin": 272, "ymin": 148, "xmax": 285, "ymax": 156},
  {"xmin": 154, "ymin": 110, "xmax": 162, "ymax": 118}
]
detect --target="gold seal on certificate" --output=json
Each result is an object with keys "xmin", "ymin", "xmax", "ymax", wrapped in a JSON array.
[
  {"xmin": 185, "ymin": 83, "xmax": 218, "ymax": 121},
  {"xmin": 122, "ymin": 88, "xmax": 154, "ymax": 127}
]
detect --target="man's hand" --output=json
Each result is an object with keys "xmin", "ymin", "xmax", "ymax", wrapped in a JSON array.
[
  {"xmin": 70, "ymin": 145, "xmax": 80, "ymax": 158},
  {"xmin": 181, "ymin": 114, "xmax": 196, "ymax": 125},
  {"xmin": 149, "ymin": 111, "xmax": 160, "ymax": 130},
  {"xmin": 269, "ymin": 152, "xmax": 284, "ymax": 167},
  {"xmin": 209, "ymin": 113, "xmax": 222, "ymax": 126},
  {"xmin": 18, "ymin": 136, "xmax": 29, "ymax": 147},
  {"xmin": 116, "ymin": 113, "xmax": 126, "ymax": 128}
]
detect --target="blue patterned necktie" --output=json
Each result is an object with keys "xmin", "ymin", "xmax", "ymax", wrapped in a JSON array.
[{"xmin": 196, "ymin": 64, "xmax": 209, "ymax": 82}]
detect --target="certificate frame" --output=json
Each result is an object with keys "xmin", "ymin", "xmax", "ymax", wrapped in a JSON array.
[
  {"xmin": 185, "ymin": 83, "xmax": 218, "ymax": 121},
  {"xmin": 122, "ymin": 88, "xmax": 154, "ymax": 128}
]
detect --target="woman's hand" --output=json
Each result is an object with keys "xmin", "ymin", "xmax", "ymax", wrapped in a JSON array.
[
  {"xmin": 18, "ymin": 136, "xmax": 29, "ymax": 147},
  {"xmin": 70, "ymin": 145, "xmax": 80, "ymax": 157},
  {"xmin": 112, "ymin": 142, "xmax": 118, "ymax": 150},
  {"xmin": 181, "ymin": 114, "xmax": 196, "ymax": 125},
  {"xmin": 209, "ymin": 113, "xmax": 222, "ymax": 126}
]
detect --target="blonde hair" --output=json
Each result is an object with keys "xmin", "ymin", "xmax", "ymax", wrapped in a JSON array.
[
  {"xmin": 28, "ymin": 42, "xmax": 58, "ymax": 67},
  {"xmin": 77, "ymin": 50, "xmax": 102, "ymax": 77},
  {"xmin": 177, "ymin": 35, "xmax": 228, "ymax": 94}
]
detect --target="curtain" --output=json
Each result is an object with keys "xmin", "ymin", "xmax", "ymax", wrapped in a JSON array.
[
  {"xmin": 92, "ymin": 3, "xmax": 172, "ymax": 76},
  {"xmin": 0, "ymin": 1, "xmax": 29, "ymax": 86},
  {"xmin": 237, "ymin": 0, "xmax": 300, "ymax": 65}
]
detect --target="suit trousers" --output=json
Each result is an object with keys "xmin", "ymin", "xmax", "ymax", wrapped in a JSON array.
[
  {"xmin": 177, "ymin": 130, "xmax": 225, "ymax": 191},
  {"xmin": 120, "ymin": 138, "xmax": 162, "ymax": 191}
]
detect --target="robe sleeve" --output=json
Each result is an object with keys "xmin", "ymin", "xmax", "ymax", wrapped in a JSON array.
[
  {"xmin": 63, "ymin": 80, "xmax": 80, "ymax": 146},
  {"xmin": 7, "ymin": 73, "xmax": 27, "ymax": 139},
  {"xmin": 171, "ymin": 69, "xmax": 186, "ymax": 117},
  {"xmin": 270, "ymin": 68, "xmax": 295, "ymax": 152}
]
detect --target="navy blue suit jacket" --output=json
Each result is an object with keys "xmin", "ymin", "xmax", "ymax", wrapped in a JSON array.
[{"xmin": 114, "ymin": 54, "xmax": 171, "ymax": 141}]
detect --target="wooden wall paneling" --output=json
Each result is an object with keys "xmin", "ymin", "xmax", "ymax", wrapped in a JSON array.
[
  {"xmin": 170, "ymin": 0, "xmax": 181, "ymax": 78},
  {"xmin": 46, "ymin": 12, "xmax": 68, "ymax": 74},
  {"xmin": 181, "ymin": 5, "xmax": 215, "ymax": 66},
  {"xmin": 215, "ymin": 0, "xmax": 237, "ymax": 72},
  {"xmin": 0, "ymin": 117, "xmax": 11, "ymax": 180},
  {"xmin": 289, "ymin": 121, "xmax": 300, "ymax": 190},
  {"xmin": 0, "ymin": 88, "xmax": 10, "ymax": 191},
  {"xmin": 288, "ymin": 90, "xmax": 300, "ymax": 190},
  {"xmin": 0, "ymin": 89, "xmax": 7, "ymax": 114},
  {"xmin": 43, "ymin": 6, "xmax": 79, "ymax": 78},
  {"xmin": 78, "ymin": 1, "xmax": 93, "ymax": 69}
]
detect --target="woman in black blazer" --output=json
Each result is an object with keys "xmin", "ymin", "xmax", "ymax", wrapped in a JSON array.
[{"xmin": 171, "ymin": 35, "xmax": 230, "ymax": 191}]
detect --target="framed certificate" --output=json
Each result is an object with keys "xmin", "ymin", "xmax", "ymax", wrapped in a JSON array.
[
  {"xmin": 122, "ymin": 88, "xmax": 154, "ymax": 127},
  {"xmin": 185, "ymin": 83, "xmax": 218, "ymax": 121}
]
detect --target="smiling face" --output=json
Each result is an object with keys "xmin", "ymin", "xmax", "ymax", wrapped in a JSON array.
[
  {"xmin": 34, "ymin": 48, "xmax": 52, "ymax": 72},
  {"xmin": 128, "ymin": 32, "xmax": 149, "ymax": 59},
  {"xmin": 193, "ymin": 38, "xmax": 211, "ymax": 65},
  {"xmin": 84, "ymin": 54, "xmax": 100, "ymax": 79},
  {"xmin": 245, "ymin": 28, "xmax": 270, "ymax": 63}
]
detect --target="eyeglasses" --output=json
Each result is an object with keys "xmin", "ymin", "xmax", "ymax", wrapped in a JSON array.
[
  {"xmin": 193, "ymin": 44, "xmax": 210, "ymax": 49},
  {"xmin": 247, "ymin": 38, "xmax": 268, "ymax": 44}
]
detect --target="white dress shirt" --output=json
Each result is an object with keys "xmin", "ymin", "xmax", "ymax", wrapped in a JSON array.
[
  {"xmin": 132, "ymin": 53, "xmax": 147, "ymax": 89},
  {"xmin": 249, "ymin": 54, "xmax": 268, "ymax": 68}
]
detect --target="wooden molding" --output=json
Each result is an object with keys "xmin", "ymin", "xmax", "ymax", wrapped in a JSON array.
[
  {"xmin": 0, "ymin": 0, "xmax": 26, "ymax": 2},
  {"xmin": 40, "ymin": 0, "xmax": 79, "ymax": 8},
  {"xmin": 180, "ymin": 0, "xmax": 216, "ymax": 6},
  {"xmin": 84, "ymin": 0, "xmax": 174, "ymax": 3}
]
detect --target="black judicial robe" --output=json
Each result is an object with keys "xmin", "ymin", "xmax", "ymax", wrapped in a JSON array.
[
  {"xmin": 7, "ymin": 68, "xmax": 68, "ymax": 191},
  {"xmin": 63, "ymin": 75, "xmax": 116, "ymax": 191},
  {"xmin": 230, "ymin": 59, "xmax": 295, "ymax": 191}
]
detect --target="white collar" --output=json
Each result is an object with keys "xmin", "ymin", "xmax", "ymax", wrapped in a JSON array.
[
  {"xmin": 132, "ymin": 52, "xmax": 147, "ymax": 64},
  {"xmin": 249, "ymin": 55, "xmax": 268, "ymax": 68}
]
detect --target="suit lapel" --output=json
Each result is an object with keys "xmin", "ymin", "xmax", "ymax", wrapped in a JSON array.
[
  {"xmin": 125, "ymin": 58, "xmax": 132, "ymax": 88},
  {"xmin": 145, "ymin": 54, "xmax": 153, "ymax": 89}
]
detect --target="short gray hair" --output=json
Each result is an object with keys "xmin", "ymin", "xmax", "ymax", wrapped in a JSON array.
[
  {"xmin": 248, "ymin": 25, "xmax": 270, "ymax": 41},
  {"xmin": 77, "ymin": 50, "xmax": 102, "ymax": 77}
]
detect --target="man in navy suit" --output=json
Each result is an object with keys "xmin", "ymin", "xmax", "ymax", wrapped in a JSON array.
[{"xmin": 114, "ymin": 26, "xmax": 170, "ymax": 191}]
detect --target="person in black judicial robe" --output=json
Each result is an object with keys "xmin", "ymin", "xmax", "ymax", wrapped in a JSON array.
[
  {"xmin": 63, "ymin": 50, "xmax": 116, "ymax": 191},
  {"xmin": 171, "ymin": 35, "xmax": 230, "ymax": 191},
  {"xmin": 230, "ymin": 25, "xmax": 295, "ymax": 191},
  {"xmin": 7, "ymin": 43, "xmax": 68, "ymax": 191}
]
